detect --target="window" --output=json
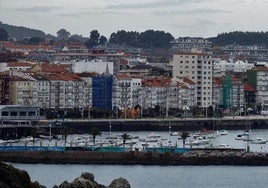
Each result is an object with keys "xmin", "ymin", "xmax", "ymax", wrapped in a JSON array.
[
  {"xmin": 19, "ymin": 111, "xmax": 27, "ymax": 116},
  {"xmin": 1, "ymin": 111, "xmax": 8, "ymax": 116},
  {"xmin": 10, "ymin": 111, "xmax": 18, "ymax": 116},
  {"xmin": 28, "ymin": 111, "xmax": 36, "ymax": 116}
]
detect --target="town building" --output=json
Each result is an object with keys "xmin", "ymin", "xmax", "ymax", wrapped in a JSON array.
[
  {"xmin": 247, "ymin": 66, "xmax": 268, "ymax": 110},
  {"xmin": 172, "ymin": 52, "xmax": 214, "ymax": 108},
  {"xmin": 92, "ymin": 66, "xmax": 113, "ymax": 110},
  {"xmin": 213, "ymin": 59, "xmax": 254, "ymax": 76},
  {"xmin": 170, "ymin": 37, "xmax": 212, "ymax": 52}
]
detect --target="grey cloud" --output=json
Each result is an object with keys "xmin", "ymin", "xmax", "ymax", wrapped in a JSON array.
[
  {"xmin": 153, "ymin": 8, "xmax": 232, "ymax": 16},
  {"xmin": 106, "ymin": 0, "xmax": 212, "ymax": 10},
  {"xmin": 14, "ymin": 6, "xmax": 62, "ymax": 12}
]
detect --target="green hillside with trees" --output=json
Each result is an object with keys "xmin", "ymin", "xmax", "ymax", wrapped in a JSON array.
[
  {"xmin": 1, "ymin": 22, "xmax": 268, "ymax": 48},
  {"xmin": 208, "ymin": 31, "xmax": 268, "ymax": 46},
  {"xmin": 0, "ymin": 22, "xmax": 46, "ymax": 40}
]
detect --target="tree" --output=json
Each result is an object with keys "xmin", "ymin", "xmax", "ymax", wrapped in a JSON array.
[
  {"xmin": 121, "ymin": 133, "xmax": 130, "ymax": 147},
  {"xmin": 85, "ymin": 30, "xmax": 100, "ymax": 49},
  {"xmin": 56, "ymin": 29, "xmax": 70, "ymax": 41},
  {"xmin": 31, "ymin": 127, "xmax": 39, "ymax": 146},
  {"xmin": 91, "ymin": 127, "xmax": 102, "ymax": 145},
  {"xmin": 180, "ymin": 131, "xmax": 190, "ymax": 148},
  {"xmin": 61, "ymin": 126, "xmax": 71, "ymax": 147},
  {"xmin": 0, "ymin": 28, "xmax": 9, "ymax": 41},
  {"xmin": 99, "ymin": 35, "xmax": 107, "ymax": 45},
  {"xmin": 28, "ymin": 37, "xmax": 43, "ymax": 45}
]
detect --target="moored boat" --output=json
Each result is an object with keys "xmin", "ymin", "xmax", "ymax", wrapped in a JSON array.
[{"xmin": 251, "ymin": 138, "xmax": 267, "ymax": 144}]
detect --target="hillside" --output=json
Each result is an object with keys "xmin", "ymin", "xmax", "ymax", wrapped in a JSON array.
[
  {"xmin": 208, "ymin": 31, "xmax": 268, "ymax": 47},
  {"xmin": 0, "ymin": 22, "xmax": 47, "ymax": 40}
]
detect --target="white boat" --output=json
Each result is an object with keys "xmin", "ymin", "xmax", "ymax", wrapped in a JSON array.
[
  {"xmin": 251, "ymin": 138, "xmax": 267, "ymax": 144},
  {"xmin": 218, "ymin": 130, "xmax": 228, "ymax": 136},
  {"xmin": 170, "ymin": 132, "xmax": 179, "ymax": 136},
  {"xmin": 235, "ymin": 132, "xmax": 250, "ymax": 140},
  {"xmin": 206, "ymin": 143, "xmax": 231, "ymax": 149},
  {"xmin": 147, "ymin": 132, "xmax": 161, "ymax": 139},
  {"xmin": 186, "ymin": 136, "xmax": 210, "ymax": 146}
]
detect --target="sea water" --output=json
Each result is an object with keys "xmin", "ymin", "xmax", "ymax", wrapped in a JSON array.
[{"xmin": 11, "ymin": 163, "xmax": 268, "ymax": 188}]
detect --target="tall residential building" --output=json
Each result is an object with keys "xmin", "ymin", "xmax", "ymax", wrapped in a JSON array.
[{"xmin": 172, "ymin": 52, "xmax": 214, "ymax": 107}]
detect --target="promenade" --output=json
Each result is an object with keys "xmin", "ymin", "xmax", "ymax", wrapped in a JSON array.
[{"xmin": 61, "ymin": 115, "xmax": 268, "ymax": 132}]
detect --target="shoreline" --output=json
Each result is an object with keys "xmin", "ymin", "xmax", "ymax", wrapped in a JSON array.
[{"xmin": 1, "ymin": 149, "xmax": 268, "ymax": 166}]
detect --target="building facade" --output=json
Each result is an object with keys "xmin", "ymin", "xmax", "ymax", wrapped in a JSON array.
[{"xmin": 172, "ymin": 52, "xmax": 213, "ymax": 107}]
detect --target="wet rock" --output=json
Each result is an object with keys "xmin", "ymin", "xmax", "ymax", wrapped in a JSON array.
[
  {"xmin": 109, "ymin": 177, "xmax": 130, "ymax": 188},
  {"xmin": 0, "ymin": 161, "xmax": 45, "ymax": 188},
  {"xmin": 54, "ymin": 172, "xmax": 130, "ymax": 188}
]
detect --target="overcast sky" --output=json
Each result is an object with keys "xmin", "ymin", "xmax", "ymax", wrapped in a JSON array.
[{"xmin": 0, "ymin": 0, "xmax": 267, "ymax": 39}]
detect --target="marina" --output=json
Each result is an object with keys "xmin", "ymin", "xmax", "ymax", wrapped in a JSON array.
[{"xmin": 1, "ymin": 129, "xmax": 268, "ymax": 153}]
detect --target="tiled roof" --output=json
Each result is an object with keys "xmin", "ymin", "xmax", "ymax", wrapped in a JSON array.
[
  {"xmin": 40, "ymin": 63, "xmax": 69, "ymax": 73},
  {"xmin": 252, "ymin": 66, "xmax": 268, "ymax": 71},
  {"xmin": 183, "ymin": 77, "xmax": 196, "ymax": 85},
  {"xmin": 7, "ymin": 62, "xmax": 34, "ymax": 67},
  {"xmin": 244, "ymin": 82, "xmax": 256, "ymax": 92},
  {"xmin": 116, "ymin": 73, "xmax": 131, "ymax": 79},
  {"xmin": 142, "ymin": 77, "xmax": 171, "ymax": 87}
]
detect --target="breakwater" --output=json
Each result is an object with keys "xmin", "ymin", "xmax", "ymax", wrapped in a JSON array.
[
  {"xmin": 1, "ymin": 149, "xmax": 268, "ymax": 166},
  {"xmin": 62, "ymin": 117, "xmax": 268, "ymax": 133}
]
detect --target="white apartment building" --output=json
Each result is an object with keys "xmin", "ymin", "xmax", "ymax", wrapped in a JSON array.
[
  {"xmin": 172, "ymin": 52, "xmax": 213, "ymax": 107},
  {"xmin": 31, "ymin": 74, "xmax": 50, "ymax": 109},
  {"xmin": 231, "ymin": 78, "xmax": 244, "ymax": 110},
  {"xmin": 131, "ymin": 77, "xmax": 142, "ymax": 108},
  {"xmin": 114, "ymin": 74, "xmax": 132, "ymax": 109},
  {"xmin": 214, "ymin": 59, "xmax": 254, "ymax": 76},
  {"xmin": 47, "ymin": 74, "xmax": 85, "ymax": 110},
  {"xmin": 170, "ymin": 37, "xmax": 212, "ymax": 52},
  {"xmin": 248, "ymin": 66, "xmax": 268, "ymax": 110},
  {"xmin": 69, "ymin": 59, "xmax": 114, "ymax": 74}
]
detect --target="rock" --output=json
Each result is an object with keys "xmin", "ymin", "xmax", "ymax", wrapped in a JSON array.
[
  {"xmin": 0, "ymin": 161, "xmax": 45, "ymax": 188},
  {"xmin": 109, "ymin": 177, "xmax": 131, "ymax": 188},
  {"xmin": 81, "ymin": 172, "xmax": 95, "ymax": 182},
  {"xmin": 56, "ymin": 172, "xmax": 108, "ymax": 188}
]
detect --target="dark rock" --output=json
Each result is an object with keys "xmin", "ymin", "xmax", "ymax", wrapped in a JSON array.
[
  {"xmin": 81, "ymin": 172, "xmax": 95, "ymax": 182},
  {"xmin": 56, "ymin": 172, "xmax": 108, "ymax": 188},
  {"xmin": 0, "ymin": 161, "xmax": 45, "ymax": 188},
  {"xmin": 109, "ymin": 177, "xmax": 131, "ymax": 188}
]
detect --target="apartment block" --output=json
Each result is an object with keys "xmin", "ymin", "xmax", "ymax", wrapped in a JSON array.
[{"xmin": 172, "ymin": 52, "xmax": 213, "ymax": 107}]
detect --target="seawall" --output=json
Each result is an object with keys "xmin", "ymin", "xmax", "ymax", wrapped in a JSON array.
[
  {"xmin": 62, "ymin": 117, "xmax": 268, "ymax": 133},
  {"xmin": 1, "ymin": 116, "xmax": 268, "ymax": 138},
  {"xmin": 1, "ymin": 149, "xmax": 268, "ymax": 166}
]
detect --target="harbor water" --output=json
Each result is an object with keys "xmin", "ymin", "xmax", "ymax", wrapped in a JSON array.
[{"xmin": 11, "ymin": 163, "xmax": 268, "ymax": 188}]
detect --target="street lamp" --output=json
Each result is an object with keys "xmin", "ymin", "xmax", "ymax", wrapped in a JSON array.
[
  {"xmin": 49, "ymin": 123, "xmax": 52, "ymax": 141},
  {"xmin": 109, "ymin": 122, "xmax": 112, "ymax": 135}
]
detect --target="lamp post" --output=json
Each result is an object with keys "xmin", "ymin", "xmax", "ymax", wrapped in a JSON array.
[
  {"xmin": 109, "ymin": 122, "xmax": 112, "ymax": 135},
  {"xmin": 49, "ymin": 123, "xmax": 52, "ymax": 141}
]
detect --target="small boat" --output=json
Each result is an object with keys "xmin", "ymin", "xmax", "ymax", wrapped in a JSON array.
[
  {"xmin": 186, "ymin": 136, "xmax": 210, "ymax": 146},
  {"xmin": 235, "ymin": 132, "xmax": 250, "ymax": 140},
  {"xmin": 251, "ymin": 138, "xmax": 267, "ymax": 144},
  {"xmin": 147, "ymin": 132, "xmax": 161, "ymax": 138},
  {"xmin": 218, "ymin": 130, "xmax": 228, "ymax": 136},
  {"xmin": 170, "ymin": 132, "xmax": 179, "ymax": 136},
  {"xmin": 206, "ymin": 144, "xmax": 231, "ymax": 149}
]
